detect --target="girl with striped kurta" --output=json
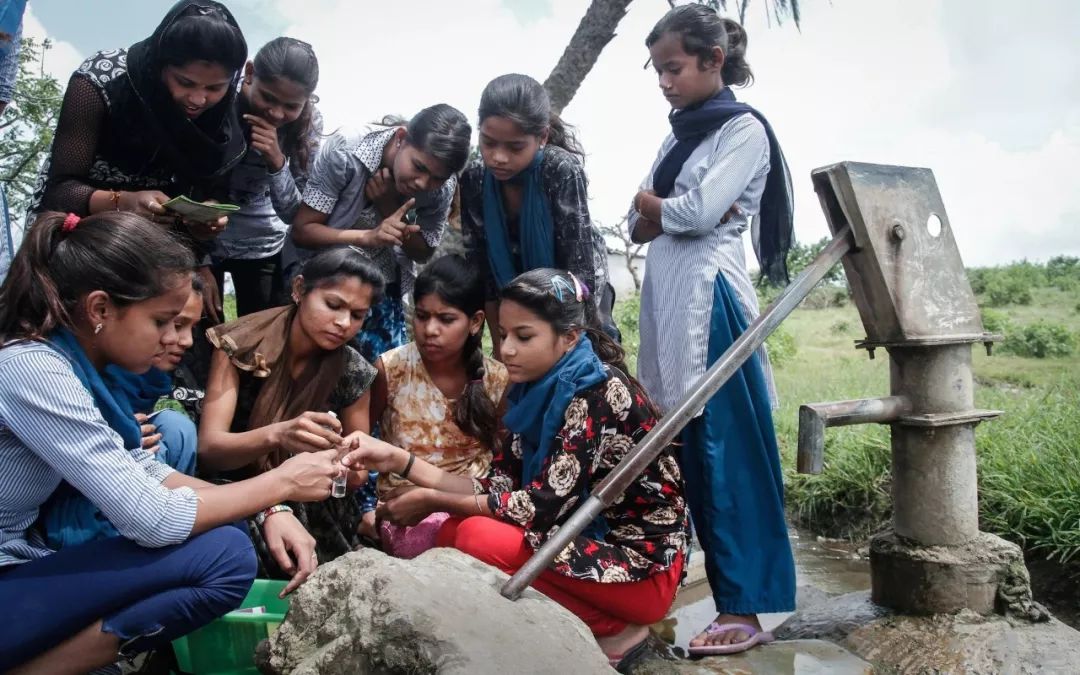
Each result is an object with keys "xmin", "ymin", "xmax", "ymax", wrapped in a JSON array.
[
  {"xmin": 628, "ymin": 6, "xmax": 796, "ymax": 656},
  {"xmin": 0, "ymin": 211, "xmax": 340, "ymax": 672}
]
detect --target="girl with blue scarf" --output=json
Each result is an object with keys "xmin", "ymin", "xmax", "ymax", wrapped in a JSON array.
[
  {"xmin": 0, "ymin": 211, "xmax": 341, "ymax": 672},
  {"xmin": 40, "ymin": 281, "xmax": 205, "ymax": 550},
  {"xmin": 341, "ymin": 269, "xmax": 688, "ymax": 671},
  {"xmin": 628, "ymin": 6, "xmax": 796, "ymax": 656},
  {"xmin": 460, "ymin": 74, "xmax": 617, "ymax": 355}
]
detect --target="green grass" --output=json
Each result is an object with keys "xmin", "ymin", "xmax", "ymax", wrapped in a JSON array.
[
  {"xmin": 612, "ymin": 275, "xmax": 1080, "ymax": 565},
  {"xmin": 223, "ymin": 294, "xmax": 237, "ymax": 322}
]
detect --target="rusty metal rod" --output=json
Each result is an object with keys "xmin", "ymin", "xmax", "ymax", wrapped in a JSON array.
[
  {"xmin": 796, "ymin": 396, "xmax": 911, "ymax": 474},
  {"xmin": 500, "ymin": 226, "xmax": 855, "ymax": 600}
]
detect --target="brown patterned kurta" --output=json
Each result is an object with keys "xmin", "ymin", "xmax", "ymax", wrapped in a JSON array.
[{"xmin": 377, "ymin": 343, "xmax": 508, "ymax": 496}]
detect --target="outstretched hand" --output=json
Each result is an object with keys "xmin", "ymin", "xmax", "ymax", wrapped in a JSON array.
[
  {"xmin": 276, "ymin": 411, "xmax": 344, "ymax": 455},
  {"xmin": 261, "ymin": 511, "xmax": 318, "ymax": 597},
  {"xmin": 376, "ymin": 486, "xmax": 436, "ymax": 527},
  {"xmin": 339, "ymin": 430, "xmax": 408, "ymax": 474}
]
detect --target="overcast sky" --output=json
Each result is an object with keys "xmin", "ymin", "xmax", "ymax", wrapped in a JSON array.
[{"xmin": 27, "ymin": 0, "xmax": 1080, "ymax": 267}]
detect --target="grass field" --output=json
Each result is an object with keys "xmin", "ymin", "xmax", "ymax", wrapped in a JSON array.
[{"xmin": 615, "ymin": 271, "xmax": 1080, "ymax": 568}]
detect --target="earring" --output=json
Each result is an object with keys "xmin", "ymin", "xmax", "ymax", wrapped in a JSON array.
[
  {"xmin": 292, "ymin": 295, "xmax": 299, "ymax": 304},
  {"xmin": 94, "ymin": 323, "xmax": 103, "ymax": 335}
]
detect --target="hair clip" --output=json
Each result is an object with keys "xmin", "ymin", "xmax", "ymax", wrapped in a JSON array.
[
  {"xmin": 550, "ymin": 275, "xmax": 576, "ymax": 303},
  {"xmin": 62, "ymin": 213, "xmax": 81, "ymax": 232}
]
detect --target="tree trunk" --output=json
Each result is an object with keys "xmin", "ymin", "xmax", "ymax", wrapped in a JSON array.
[{"xmin": 543, "ymin": 0, "xmax": 635, "ymax": 115}]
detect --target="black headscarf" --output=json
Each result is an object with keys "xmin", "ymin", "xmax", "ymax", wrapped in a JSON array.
[{"xmin": 120, "ymin": 0, "xmax": 247, "ymax": 181}]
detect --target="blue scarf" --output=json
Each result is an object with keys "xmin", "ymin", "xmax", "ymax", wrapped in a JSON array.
[
  {"xmin": 105, "ymin": 365, "xmax": 173, "ymax": 415},
  {"xmin": 504, "ymin": 338, "xmax": 609, "ymax": 540},
  {"xmin": 481, "ymin": 149, "xmax": 555, "ymax": 290},
  {"xmin": 504, "ymin": 338, "xmax": 607, "ymax": 484},
  {"xmin": 652, "ymin": 87, "xmax": 794, "ymax": 285},
  {"xmin": 49, "ymin": 329, "xmax": 143, "ymax": 450}
]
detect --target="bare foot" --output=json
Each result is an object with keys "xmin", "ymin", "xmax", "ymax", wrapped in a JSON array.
[
  {"xmin": 689, "ymin": 613, "xmax": 762, "ymax": 648},
  {"xmin": 596, "ymin": 624, "xmax": 649, "ymax": 661}
]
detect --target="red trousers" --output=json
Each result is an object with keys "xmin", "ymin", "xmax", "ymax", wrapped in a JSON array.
[{"xmin": 436, "ymin": 517, "xmax": 682, "ymax": 637}]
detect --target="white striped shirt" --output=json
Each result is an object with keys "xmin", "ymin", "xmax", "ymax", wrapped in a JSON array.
[
  {"xmin": 629, "ymin": 113, "xmax": 776, "ymax": 413},
  {"xmin": 0, "ymin": 340, "xmax": 198, "ymax": 567}
]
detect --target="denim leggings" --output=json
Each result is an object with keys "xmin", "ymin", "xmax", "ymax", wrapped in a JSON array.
[{"xmin": 0, "ymin": 526, "xmax": 256, "ymax": 670}]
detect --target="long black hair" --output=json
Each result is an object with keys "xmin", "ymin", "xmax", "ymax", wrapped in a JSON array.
[
  {"xmin": 0, "ymin": 212, "xmax": 195, "ymax": 341},
  {"xmin": 500, "ymin": 268, "xmax": 629, "ymax": 375},
  {"xmin": 646, "ymin": 4, "xmax": 753, "ymax": 86},
  {"xmin": 478, "ymin": 73, "xmax": 584, "ymax": 157},
  {"xmin": 413, "ymin": 255, "xmax": 498, "ymax": 451},
  {"xmin": 252, "ymin": 37, "xmax": 320, "ymax": 174}
]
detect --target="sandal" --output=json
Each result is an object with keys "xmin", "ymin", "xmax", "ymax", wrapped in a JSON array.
[
  {"xmin": 607, "ymin": 633, "xmax": 676, "ymax": 673},
  {"xmin": 687, "ymin": 622, "xmax": 774, "ymax": 656}
]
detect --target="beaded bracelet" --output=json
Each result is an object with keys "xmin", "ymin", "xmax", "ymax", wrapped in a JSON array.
[{"xmin": 255, "ymin": 504, "xmax": 293, "ymax": 528}]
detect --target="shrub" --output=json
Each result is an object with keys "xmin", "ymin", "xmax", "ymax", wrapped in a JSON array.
[
  {"xmin": 1046, "ymin": 256, "xmax": 1080, "ymax": 291},
  {"xmin": 980, "ymin": 308, "xmax": 1012, "ymax": 335},
  {"xmin": 1001, "ymin": 321, "xmax": 1076, "ymax": 358},
  {"xmin": 766, "ymin": 326, "xmax": 797, "ymax": 368},
  {"xmin": 830, "ymin": 319, "xmax": 852, "ymax": 334},
  {"xmin": 613, "ymin": 294, "xmax": 641, "ymax": 375},
  {"xmin": 984, "ymin": 274, "xmax": 1033, "ymax": 307}
]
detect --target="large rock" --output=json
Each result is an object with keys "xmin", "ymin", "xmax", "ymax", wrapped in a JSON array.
[{"xmin": 257, "ymin": 547, "xmax": 613, "ymax": 674}]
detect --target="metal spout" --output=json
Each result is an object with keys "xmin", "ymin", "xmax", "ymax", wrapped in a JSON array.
[{"xmin": 797, "ymin": 396, "xmax": 911, "ymax": 474}]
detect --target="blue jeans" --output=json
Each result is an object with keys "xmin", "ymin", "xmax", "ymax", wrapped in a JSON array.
[
  {"xmin": 0, "ymin": 526, "xmax": 256, "ymax": 670},
  {"xmin": 154, "ymin": 409, "xmax": 198, "ymax": 476},
  {"xmin": 41, "ymin": 410, "xmax": 199, "ymax": 550},
  {"xmin": 679, "ymin": 273, "xmax": 795, "ymax": 615}
]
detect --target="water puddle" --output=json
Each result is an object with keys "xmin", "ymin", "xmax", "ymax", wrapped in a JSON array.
[{"xmin": 660, "ymin": 527, "xmax": 870, "ymax": 652}]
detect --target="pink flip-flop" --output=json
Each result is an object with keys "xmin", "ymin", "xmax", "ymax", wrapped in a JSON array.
[{"xmin": 687, "ymin": 622, "xmax": 775, "ymax": 656}]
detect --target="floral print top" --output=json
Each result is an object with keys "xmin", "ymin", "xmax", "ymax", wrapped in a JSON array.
[
  {"xmin": 378, "ymin": 343, "xmax": 509, "ymax": 496},
  {"xmin": 476, "ymin": 366, "xmax": 689, "ymax": 583}
]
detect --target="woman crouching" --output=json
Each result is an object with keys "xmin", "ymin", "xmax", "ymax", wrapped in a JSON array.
[{"xmin": 342, "ymin": 268, "xmax": 688, "ymax": 669}]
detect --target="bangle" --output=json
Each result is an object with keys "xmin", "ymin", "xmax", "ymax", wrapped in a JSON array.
[
  {"xmin": 110, "ymin": 190, "xmax": 121, "ymax": 211},
  {"xmin": 255, "ymin": 504, "xmax": 293, "ymax": 527},
  {"xmin": 398, "ymin": 452, "xmax": 416, "ymax": 480},
  {"xmin": 473, "ymin": 493, "xmax": 485, "ymax": 515}
]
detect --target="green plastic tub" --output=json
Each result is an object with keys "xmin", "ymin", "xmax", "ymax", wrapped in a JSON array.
[{"xmin": 172, "ymin": 579, "xmax": 289, "ymax": 674}]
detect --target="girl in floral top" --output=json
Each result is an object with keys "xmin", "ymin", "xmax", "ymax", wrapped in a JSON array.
[
  {"xmin": 367, "ymin": 255, "xmax": 509, "ymax": 557},
  {"xmin": 343, "ymin": 268, "xmax": 688, "ymax": 668}
]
